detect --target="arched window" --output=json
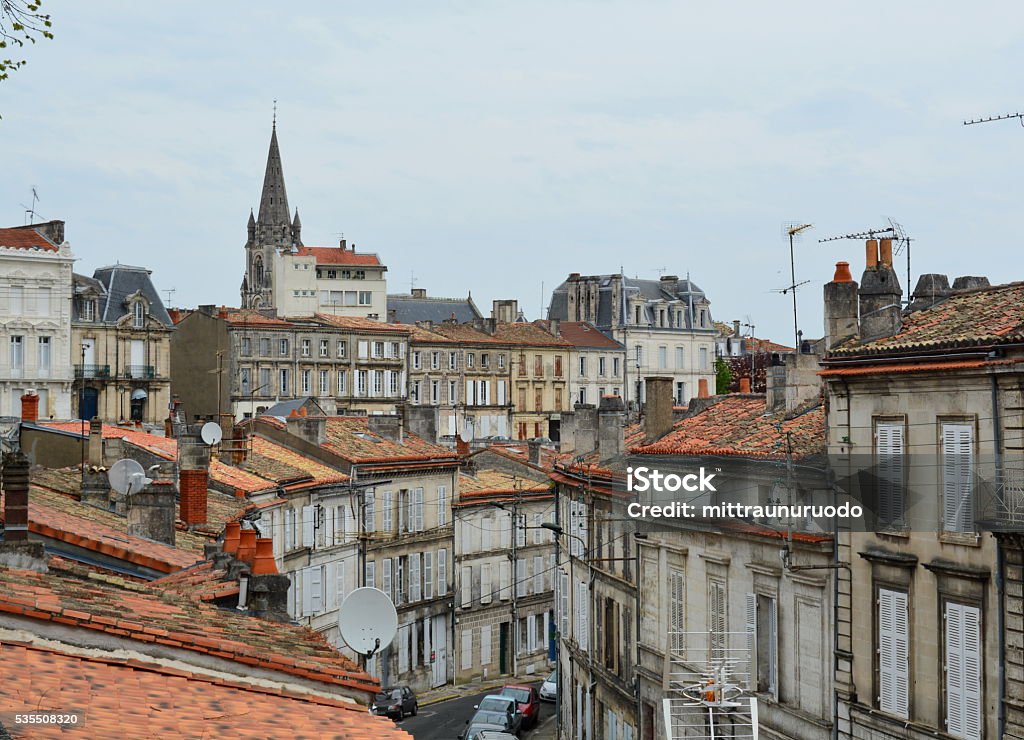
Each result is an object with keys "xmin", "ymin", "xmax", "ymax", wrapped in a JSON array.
[
  {"xmin": 133, "ymin": 300, "xmax": 145, "ymax": 328},
  {"xmin": 254, "ymin": 255, "xmax": 264, "ymax": 288}
]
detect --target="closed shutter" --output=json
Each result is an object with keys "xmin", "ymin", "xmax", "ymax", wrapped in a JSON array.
[
  {"xmin": 534, "ymin": 555, "xmax": 544, "ymax": 594},
  {"xmin": 942, "ymin": 424, "xmax": 975, "ymax": 533},
  {"xmin": 344, "ymin": 504, "xmax": 355, "ymax": 543},
  {"xmin": 461, "ymin": 628, "xmax": 473, "ymax": 670},
  {"xmin": 414, "ymin": 488, "xmax": 424, "ymax": 531},
  {"xmin": 946, "ymin": 602, "xmax": 982, "ymax": 739},
  {"xmin": 768, "ymin": 596, "xmax": 778, "ymax": 696},
  {"xmin": 878, "ymin": 588, "xmax": 910, "ymax": 718},
  {"xmin": 498, "ymin": 380, "xmax": 506, "ymax": 406},
  {"xmin": 710, "ymin": 580, "xmax": 727, "ymax": 660},
  {"xmin": 310, "ymin": 565, "xmax": 323, "ymax": 614},
  {"xmin": 517, "ymin": 559, "xmax": 527, "ymax": 597},
  {"xmin": 301, "ymin": 567, "xmax": 312, "ymax": 616},
  {"xmin": 481, "ymin": 563, "xmax": 492, "ymax": 604},
  {"xmin": 481, "ymin": 625, "xmax": 492, "ymax": 665},
  {"xmin": 382, "ymin": 558, "xmax": 393, "ymax": 602},
  {"xmin": 325, "ymin": 562, "xmax": 336, "ymax": 610},
  {"xmin": 365, "ymin": 561, "xmax": 376, "ymax": 590},
  {"xmin": 424, "ymin": 552, "xmax": 433, "ymax": 599},
  {"xmin": 466, "ymin": 381, "xmax": 475, "ymax": 406},
  {"xmin": 437, "ymin": 549, "xmax": 447, "ymax": 596},
  {"xmin": 336, "ymin": 560, "xmax": 346, "ymax": 607},
  {"xmin": 746, "ymin": 592, "xmax": 757, "ymax": 684},
  {"xmin": 437, "ymin": 485, "xmax": 447, "ymax": 526},
  {"xmin": 364, "ymin": 491, "xmax": 375, "ymax": 533},
  {"xmin": 876, "ymin": 422, "xmax": 905, "ymax": 528},
  {"xmin": 301, "ymin": 506, "xmax": 316, "ymax": 548},
  {"xmin": 410, "ymin": 553, "xmax": 421, "ymax": 602},
  {"xmin": 383, "ymin": 492, "xmax": 393, "ymax": 533},
  {"xmin": 500, "ymin": 560, "xmax": 511, "ymax": 600},
  {"xmin": 284, "ymin": 509, "xmax": 294, "ymax": 551},
  {"xmin": 560, "ymin": 572, "xmax": 569, "ymax": 638},
  {"xmin": 461, "ymin": 566, "xmax": 472, "ymax": 608},
  {"xmin": 400, "ymin": 628, "xmax": 410, "ymax": 674},
  {"xmin": 578, "ymin": 580, "xmax": 589, "ymax": 651},
  {"xmin": 670, "ymin": 570, "xmax": 685, "ymax": 653}
]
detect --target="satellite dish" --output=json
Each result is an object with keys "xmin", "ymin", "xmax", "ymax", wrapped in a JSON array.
[
  {"xmin": 200, "ymin": 421, "xmax": 223, "ymax": 445},
  {"xmin": 338, "ymin": 587, "xmax": 398, "ymax": 658},
  {"xmin": 108, "ymin": 458, "xmax": 149, "ymax": 496}
]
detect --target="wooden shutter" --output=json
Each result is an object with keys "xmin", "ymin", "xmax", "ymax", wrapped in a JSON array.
[
  {"xmin": 461, "ymin": 566, "xmax": 472, "ymax": 608},
  {"xmin": 481, "ymin": 625, "xmax": 492, "ymax": 665},
  {"xmin": 942, "ymin": 424, "xmax": 975, "ymax": 533},
  {"xmin": 534, "ymin": 555, "xmax": 544, "ymax": 594},
  {"xmin": 365, "ymin": 561, "xmax": 376, "ymax": 590},
  {"xmin": 437, "ymin": 485, "xmax": 447, "ymax": 526},
  {"xmin": 875, "ymin": 422, "xmax": 905, "ymax": 528},
  {"xmin": 414, "ymin": 488, "xmax": 424, "ymax": 531},
  {"xmin": 301, "ymin": 506, "xmax": 315, "ymax": 549},
  {"xmin": 310, "ymin": 565, "xmax": 323, "ymax": 614},
  {"xmin": 746, "ymin": 592, "xmax": 757, "ymax": 686},
  {"xmin": 336, "ymin": 559, "xmax": 346, "ymax": 607},
  {"xmin": 481, "ymin": 563, "xmax": 492, "ymax": 604},
  {"xmin": 382, "ymin": 558, "xmax": 393, "ymax": 602},
  {"xmin": 437, "ymin": 548, "xmax": 447, "ymax": 596},
  {"xmin": 878, "ymin": 588, "xmax": 909, "ymax": 718},
  {"xmin": 424, "ymin": 552, "xmax": 433, "ymax": 600},
  {"xmin": 383, "ymin": 492, "xmax": 393, "ymax": 533},
  {"xmin": 560, "ymin": 572, "xmax": 569, "ymax": 638},
  {"xmin": 946, "ymin": 602, "xmax": 982, "ymax": 739},
  {"xmin": 325, "ymin": 562, "xmax": 336, "ymax": 610},
  {"xmin": 410, "ymin": 553, "xmax": 421, "ymax": 602},
  {"xmin": 670, "ymin": 570, "xmax": 685, "ymax": 653}
]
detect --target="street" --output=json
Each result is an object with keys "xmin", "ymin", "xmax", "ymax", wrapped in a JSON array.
[{"xmin": 398, "ymin": 686, "xmax": 554, "ymax": 740}]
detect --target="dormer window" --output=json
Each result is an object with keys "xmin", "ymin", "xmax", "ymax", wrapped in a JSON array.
[
  {"xmin": 82, "ymin": 299, "xmax": 96, "ymax": 322},
  {"xmin": 133, "ymin": 301, "xmax": 145, "ymax": 328}
]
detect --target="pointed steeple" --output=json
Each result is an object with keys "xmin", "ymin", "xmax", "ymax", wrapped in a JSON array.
[
  {"xmin": 257, "ymin": 123, "xmax": 291, "ymax": 232},
  {"xmin": 291, "ymin": 208, "xmax": 302, "ymax": 245}
]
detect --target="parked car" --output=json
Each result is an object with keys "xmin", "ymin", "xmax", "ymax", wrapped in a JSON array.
[
  {"xmin": 499, "ymin": 684, "xmax": 541, "ymax": 728},
  {"xmin": 473, "ymin": 732, "xmax": 518, "ymax": 740},
  {"xmin": 539, "ymin": 670, "xmax": 557, "ymax": 702},
  {"xmin": 465, "ymin": 694, "xmax": 522, "ymax": 735},
  {"xmin": 370, "ymin": 686, "xmax": 418, "ymax": 720},
  {"xmin": 460, "ymin": 721, "xmax": 517, "ymax": 740}
]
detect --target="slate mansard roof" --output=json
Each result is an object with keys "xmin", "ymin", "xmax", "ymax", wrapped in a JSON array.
[
  {"xmin": 387, "ymin": 292, "xmax": 483, "ymax": 324},
  {"xmin": 548, "ymin": 273, "xmax": 710, "ymax": 329},
  {"xmin": 73, "ymin": 264, "xmax": 173, "ymax": 327}
]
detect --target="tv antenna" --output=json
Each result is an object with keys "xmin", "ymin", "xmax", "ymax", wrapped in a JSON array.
[
  {"xmin": 409, "ymin": 270, "xmax": 416, "ymax": 293},
  {"xmin": 338, "ymin": 587, "xmax": 398, "ymax": 660},
  {"xmin": 20, "ymin": 187, "xmax": 44, "ymax": 225},
  {"xmin": 162, "ymin": 288, "xmax": 176, "ymax": 305},
  {"xmin": 963, "ymin": 110, "xmax": 1024, "ymax": 128},
  {"xmin": 818, "ymin": 223, "xmax": 913, "ymax": 305},
  {"xmin": 782, "ymin": 223, "xmax": 813, "ymax": 350},
  {"xmin": 653, "ymin": 266, "xmax": 667, "ymax": 277}
]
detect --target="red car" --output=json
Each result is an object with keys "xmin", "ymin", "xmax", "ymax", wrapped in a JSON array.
[{"xmin": 499, "ymin": 684, "xmax": 540, "ymax": 729}]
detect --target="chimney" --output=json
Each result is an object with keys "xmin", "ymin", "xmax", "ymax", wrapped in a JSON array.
[
  {"xmin": 560, "ymin": 404, "xmax": 597, "ymax": 455},
  {"xmin": 548, "ymin": 318, "xmax": 560, "ymax": 337},
  {"xmin": 643, "ymin": 376, "xmax": 674, "ymax": 443},
  {"xmin": 909, "ymin": 274, "xmax": 951, "ymax": 312},
  {"xmin": 237, "ymin": 527, "xmax": 258, "ymax": 565},
  {"xmin": 732, "ymin": 319, "xmax": 741, "ymax": 337},
  {"xmin": 697, "ymin": 379, "xmax": 710, "ymax": 399},
  {"xmin": 412, "ymin": 288, "xmax": 427, "ymax": 298},
  {"xmin": 823, "ymin": 261, "xmax": 860, "ymax": 350},
  {"xmin": 858, "ymin": 238, "xmax": 903, "ymax": 342},
  {"xmin": 223, "ymin": 521, "xmax": 241, "ymax": 555},
  {"xmin": 2, "ymin": 451, "xmax": 30, "ymax": 542},
  {"xmin": 660, "ymin": 275, "xmax": 680, "ymax": 295},
  {"xmin": 738, "ymin": 377, "xmax": 751, "ymax": 394},
  {"xmin": 126, "ymin": 479, "xmax": 177, "ymax": 546},
  {"xmin": 492, "ymin": 299, "xmax": 519, "ymax": 324},
  {"xmin": 286, "ymin": 413, "xmax": 326, "ymax": 446},
  {"xmin": 367, "ymin": 414, "xmax": 403, "ymax": 442},
  {"xmin": 388, "ymin": 309, "xmax": 398, "ymax": 323},
  {"xmin": 246, "ymin": 573, "xmax": 292, "ymax": 622},
  {"xmin": 597, "ymin": 395, "xmax": 625, "ymax": 462},
  {"xmin": 20, "ymin": 391, "xmax": 39, "ymax": 423},
  {"xmin": 179, "ymin": 469, "xmax": 209, "ymax": 527},
  {"xmin": 527, "ymin": 439, "xmax": 542, "ymax": 465},
  {"xmin": 251, "ymin": 537, "xmax": 278, "ymax": 575},
  {"xmin": 952, "ymin": 276, "xmax": 990, "ymax": 292},
  {"xmin": 85, "ymin": 417, "xmax": 104, "ymax": 466}
]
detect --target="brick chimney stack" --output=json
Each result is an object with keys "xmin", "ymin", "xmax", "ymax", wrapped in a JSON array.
[
  {"xmin": 177, "ymin": 426, "xmax": 210, "ymax": 526},
  {"xmin": 858, "ymin": 239, "xmax": 902, "ymax": 342},
  {"xmin": 697, "ymin": 379, "xmax": 710, "ymax": 399},
  {"xmin": 738, "ymin": 377, "xmax": 751, "ymax": 394},
  {"xmin": 597, "ymin": 395, "xmax": 625, "ymax": 462},
  {"xmin": 2, "ymin": 451, "xmax": 30, "ymax": 541},
  {"xmin": 20, "ymin": 391, "xmax": 39, "ymax": 423},
  {"xmin": 823, "ymin": 261, "xmax": 860, "ymax": 350}
]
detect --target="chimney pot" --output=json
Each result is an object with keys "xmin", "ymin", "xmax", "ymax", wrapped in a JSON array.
[
  {"xmin": 832, "ymin": 261, "xmax": 853, "ymax": 283},
  {"xmin": 223, "ymin": 521, "xmax": 241, "ymax": 554},
  {"xmin": 697, "ymin": 378, "xmax": 710, "ymax": 398},
  {"xmin": 865, "ymin": 239, "xmax": 879, "ymax": 269},
  {"xmin": 879, "ymin": 238, "xmax": 894, "ymax": 268},
  {"xmin": 20, "ymin": 391, "xmax": 39, "ymax": 423},
  {"xmin": 237, "ymin": 528, "xmax": 258, "ymax": 565},
  {"xmin": 739, "ymin": 377, "xmax": 751, "ymax": 394},
  {"xmin": 251, "ymin": 537, "xmax": 278, "ymax": 574}
]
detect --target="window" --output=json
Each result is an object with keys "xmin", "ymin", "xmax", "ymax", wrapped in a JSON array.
[
  {"xmin": 337, "ymin": 340, "xmax": 346, "ymax": 358},
  {"xmin": 699, "ymin": 346, "xmax": 709, "ymax": 370},
  {"xmin": 319, "ymin": 370, "xmax": 329, "ymax": 395},
  {"xmin": 498, "ymin": 353, "xmax": 506, "ymax": 369},
  {"xmin": 317, "ymin": 339, "xmax": 328, "ymax": 357},
  {"xmin": 747, "ymin": 594, "xmax": 778, "ymax": 697},
  {"xmin": 300, "ymin": 339, "xmax": 310, "ymax": 357},
  {"xmin": 535, "ymin": 388, "xmax": 543, "ymax": 412},
  {"xmin": 301, "ymin": 369, "xmax": 311, "ymax": 393},
  {"xmin": 579, "ymin": 356, "xmax": 587, "ymax": 376},
  {"xmin": 373, "ymin": 370, "xmax": 384, "ymax": 396},
  {"xmin": 577, "ymin": 580, "xmax": 589, "ymax": 650},
  {"xmin": 518, "ymin": 353, "xmax": 526, "ymax": 376},
  {"xmin": 373, "ymin": 341, "xmax": 384, "ymax": 358},
  {"xmin": 365, "ymin": 561, "xmax": 376, "ymax": 590},
  {"xmin": 437, "ymin": 549, "xmax": 447, "ymax": 596},
  {"xmin": 613, "ymin": 357, "xmax": 620, "ymax": 376},
  {"xmin": 598, "ymin": 356, "xmax": 606, "ymax": 376},
  {"xmin": 481, "ymin": 564, "xmax": 492, "ymax": 605},
  {"xmin": 658, "ymin": 346, "xmax": 668, "ymax": 369},
  {"xmin": 413, "ymin": 488, "xmax": 424, "ymax": 531},
  {"xmin": 516, "ymin": 559, "xmax": 527, "ymax": 598},
  {"xmin": 635, "ymin": 345, "xmax": 643, "ymax": 367},
  {"xmin": 467, "ymin": 352, "xmax": 475, "ymax": 369},
  {"xmin": 431, "ymin": 380, "xmax": 439, "ymax": 404},
  {"xmin": 534, "ymin": 355, "xmax": 542, "ymax": 376},
  {"xmin": 449, "ymin": 351, "xmax": 458, "ymax": 369},
  {"xmin": 410, "ymin": 553, "xmax": 421, "ymax": 602},
  {"xmin": 279, "ymin": 338, "xmax": 289, "ymax": 356},
  {"xmin": 709, "ymin": 579, "xmax": 727, "ymax": 660},
  {"xmin": 877, "ymin": 587, "xmax": 909, "ymax": 719},
  {"xmin": 554, "ymin": 356, "xmax": 562, "ymax": 377},
  {"xmin": 635, "ymin": 305, "xmax": 642, "ymax": 324},
  {"xmin": 390, "ymin": 341, "xmax": 401, "ymax": 358},
  {"xmin": 259, "ymin": 368, "xmax": 271, "ymax": 395},
  {"xmin": 381, "ymin": 559, "xmax": 393, "ymax": 601},
  {"xmin": 669, "ymin": 570, "xmax": 685, "ymax": 652},
  {"xmin": 37, "ymin": 337, "xmax": 51, "ymax": 375},
  {"xmin": 358, "ymin": 341, "xmax": 368, "ymax": 359},
  {"xmin": 356, "ymin": 370, "xmax": 368, "ymax": 396},
  {"xmin": 37, "ymin": 287, "xmax": 51, "ymax": 316},
  {"xmin": 133, "ymin": 300, "xmax": 145, "ymax": 328},
  {"xmin": 279, "ymin": 369, "xmax": 290, "ymax": 394},
  {"xmin": 875, "ymin": 421, "xmax": 906, "ymax": 529},
  {"xmin": 424, "ymin": 552, "xmax": 433, "ymax": 599},
  {"xmin": 389, "ymin": 370, "xmax": 399, "ymax": 395},
  {"xmin": 240, "ymin": 337, "xmax": 252, "ymax": 356},
  {"xmin": 359, "ymin": 291, "xmax": 372, "ymax": 305},
  {"xmin": 579, "ymin": 388, "xmax": 587, "ymax": 406},
  {"xmin": 337, "ymin": 370, "xmax": 347, "ymax": 394},
  {"xmin": 675, "ymin": 382, "xmax": 686, "ymax": 405},
  {"xmin": 675, "ymin": 346, "xmax": 685, "ymax": 369},
  {"xmin": 259, "ymin": 337, "xmax": 270, "ymax": 356},
  {"xmin": 461, "ymin": 566, "xmax": 472, "ymax": 608},
  {"xmin": 431, "ymin": 352, "xmax": 440, "ymax": 369},
  {"xmin": 944, "ymin": 601, "xmax": 982, "ymax": 739},
  {"xmin": 411, "ymin": 380, "xmax": 421, "ymax": 403},
  {"xmin": 533, "ymin": 555, "xmax": 543, "ymax": 594},
  {"xmin": 480, "ymin": 353, "xmax": 489, "ymax": 369},
  {"xmin": 363, "ymin": 490, "xmax": 375, "ymax": 533},
  {"xmin": 412, "ymin": 351, "xmax": 421, "ymax": 369},
  {"xmin": 942, "ymin": 422, "xmax": 975, "ymax": 533},
  {"xmin": 82, "ymin": 298, "xmax": 96, "ymax": 321},
  {"xmin": 240, "ymin": 367, "xmax": 251, "ymax": 395},
  {"xmin": 554, "ymin": 388, "xmax": 562, "ymax": 409},
  {"xmin": 437, "ymin": 485, "xmax": 447, "ymax": 526},
  {"xmin": 448, "ymin": 380, "xmax": 457, "ymax": 404}
]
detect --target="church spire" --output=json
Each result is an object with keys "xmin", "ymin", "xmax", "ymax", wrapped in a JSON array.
[{"xmin": 256, "ymin": 121, "xmax": 291, "ymax": 233}]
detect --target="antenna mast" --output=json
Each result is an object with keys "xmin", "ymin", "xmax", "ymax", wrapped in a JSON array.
[
  {"xmin": 783, "ymin": 223, "xmax": 813, "ymax": 351},
  {"xmin": 963, "ymin": 111, "xmax": 1024, "ymax": 127},
  {"xmin": 818, "ymin": 223, "xmax": 915, "ymax": 305}
]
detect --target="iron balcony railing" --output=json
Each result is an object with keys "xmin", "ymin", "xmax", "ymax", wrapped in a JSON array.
[
  {"xmin": 126, "ymin": 365, "xmax": 155, "ymax": 379},
  {"xmin": 75, "ymin": 364, "xmax": 110, "ymax": 379}
]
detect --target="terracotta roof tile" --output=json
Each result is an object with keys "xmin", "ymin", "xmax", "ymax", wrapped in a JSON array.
[
  {"xmin": 150, "ymin": 561, "xmax": 241, "ymax": 602},
  {"xmin": 313, "ymin": 313, "xmax": 411, "ymax": 334},
  {"xmin": 829, "ymin": 281, "xmax": 1024, "ymax": 356},
  {"xmin": 457, "ymin": 469, "xmax": 551, "ymax": 501},
  {"xmin": 0, "ymin": 225, "xmax": 59, "ymax": 251},
  {"xmin": 630, "ymin": 395, "xmax": 825, "ymax": 459},
  {"xmin": 818, "ymin": 359, "xmax": 999, "ymax": 377},
  {"xmin": 536, "ymin": 321, "xmax": 624, "ymax": 350},
  {"xmin": 0, "ymin": 641, "xmax": 410, "ymax": 738},
  {"xmin": 426, "ymin": 323, "xmax": 512, "ymax": 345},
  {"xmin": 0, "ymin": 559, "xmax": 380, "ymax": 696},
  {"xmin": 294, "ymin": 245, "xmax": 384, "ymax": 267},
  {"xmin": 491, "ymin": 321, "xmax": 572, "ymax": 348},
  {"xmin": 244, "ymin": 436, "xmax": 349, "ymax": 486}
]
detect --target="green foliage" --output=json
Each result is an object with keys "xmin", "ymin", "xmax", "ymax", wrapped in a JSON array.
[
  {"xmin": 1, "ymin": 1, "xmax": 53, "ymax": 84},
  {"xmin": 715, "ymin": 356, "xmax": 732, "ymax": 395}
]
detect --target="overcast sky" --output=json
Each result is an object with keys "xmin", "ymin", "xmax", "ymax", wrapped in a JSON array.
[{"xmin": 4, "ymin": 2, "xmax": 1024, "ymax": 343}]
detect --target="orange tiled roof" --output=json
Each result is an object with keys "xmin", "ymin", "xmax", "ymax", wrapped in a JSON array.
[
  {"xmin": 630, "ymin": 395, "xmax": 825, "ymax": 459},
  {"xmin": 537, "ymin": 320, "xmax": 624, "ymax": 350},
  {"xmin": 150, "ymin": 560, "xmax": 241, "ymax": 602},
  {"xmin": 218, "ymin": 307, "xmax": 296, "ymax": 326},
  {"xmin": 245, "ymin": 435, "xmax": 350, "ymax": 487},
  {"xmin": 748, "ymin": 336, "xmax": 794, "ymax": 353},
  {"xmin": 491, "ymin": 321, "xmax": 572, "ymax": 348},
  {"xmin": 0, "ymin": 641, "xmax": 410, "ymax": 739},
  {"xmin": 829, "ymin": 281, "xmax": 1024, "ymax": 356},
  {"xmin": 484, "ymin": 443, "xmax": 562, "ymax": 472},
  {"xmin": 294, "ymin": 245, "xmax": 384, "ymax": 267},
  {"xmin": 458, "ymin": 469, "xmax": 551, "ymax": 498},
  {"xmin": 428, "ymin": 322, "xmax": 513, "ymax": 345},
  {"xmin": 0, "ymin": 225, "xmax": 59, "ymax": 251},
  {"xmin": 0, "ymin": 559, "xmax": 380, "ymax": 696},
  {"xmin": 308, "ymin": 417, "xmax": 458, "ymax": 465},
  {"xmin": 818, "ymin": 360, "xmax": 1001, "ymax": 377},
  {"xmin": 314, "ymin": 313, "xmax": 411, "ymax": 334}
]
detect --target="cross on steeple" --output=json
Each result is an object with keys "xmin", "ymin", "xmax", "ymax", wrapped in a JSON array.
[{"xmin": 272, "ymin": 99, "xmax": 277, "ymax": 129}]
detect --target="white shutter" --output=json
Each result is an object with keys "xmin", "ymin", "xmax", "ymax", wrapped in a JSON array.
[
  {"xmin": 543, "ymin": 611, "xmax": 550, "ymax": 655},
  {"xmin": 336, "ymin": 560, "xmax": 346, "ymax": 607},
  {"xmin": 310, "ymin": 565, "xmax": 323, "ymax": 614},
  {"xmin": 768, "ymin": 597, "xmax": 778, "ymax": 696},
  {"xmin": 424, "ymin": 551, "xmax": 434, "ymax": 600},
  {"xmin": 534, "ymin": 555, "xmax": 544, "ymax": 594},
  {"xmin": 516, "ymin": 559, "xmax": 527, "ymax": 597},
  {"xmin": 364, "ymin": 491, "xmax": 375, "ymax": 533},
  {"xmin": 481, "ymin": 625, "xmax": 492, "ymax": 665},
  {"xmin": 481, "ymin": 563, "xmax": 492, "ymax": 604},
  {"xmin": 325, "ymin": 562, "xmax": 337, "ymax": 610},
  {"xmin": 500, "ymin": 560, "xmax": 511, "ymax": 600},
  {"xmin": 399, "ymin": 628, "xmax": 410, "ymax": 674},
  {"xmin": 498, "ymin": 380, "xmax": 506, "ymax": 406},
  {"xmin": 437, "ymin": 549, "xmax": 447, "ymax": 596},
  {"xmin": 383, "ymin": 491, "xmax": 393, "ymax": 533},
  {"xmin": 325, "ymin": 506, "xmax": 336, "ymax": 546},
  {"xmin": 382, "ymin": 558, "xmax": 393, "ymax": 601},
  {"xmin": 946, "ymin": 602, "xmax": 982, "ymax": 739},
  {"xmin": 670, "ymin": 570, "xmax": 685, "ymax": 653},
  {"xmin": 560, "ymin": 572, "xmax": 569, "ymax": 638},
  {"xmin": 746, "ymin": 592, "xmax": 757, "ymax": 684},
  {"xmin": 302, "ymin": 505, "xmax": 316, "ymax": 548},
  {"xmin": 461, "ymin": 566, "xmax": 472, "ymax": 607},
  {"xmin": 876, "ymin": 422, "xmax": 905, "ymax": 528},
  {"xmin": 878, "ymin": 588, "xmax": 909, "ymax": 718},
  {"xmin": 466, "ymin": 380, "xmax": 475, "ymax": 406},
  {"xmin": 301, "ymin": 567, "xmax": 313, "ymax": 616},
  {"xmin": 410, "ymin": 553, "xmax": 421, "ymax": 602},
  {"xmin": 284, "ymin": 509, "xmax": 295, "ymax": 551},
  {"xmin": 437, "ymin": 485, "xmax": 447, "ymax": 526},
  {"xmin": 344, "ymin": 504, "xmax": 355, "ymax": 543},
  {"xmin": 414, "ymin": 488, "xmax": 424, "ymax": 531},
  {"xmin": 578, "ymin": 580, "xmax": 589, "ymax": 650},
  {"xmin": 461, "ymin": 628, "xmax": 473, "ymax": 670},
  {"xmin": 942, "ymin": 424, "xmax": 975, "ymax": 533},
  {"xmin": 365, "ymin": 561, "xmax": 376, "ymax": 590}
]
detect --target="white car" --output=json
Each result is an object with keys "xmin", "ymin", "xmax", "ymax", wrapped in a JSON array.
[{"xmin": 539, "ymin": 670, "xmax": 557, "ymax": 701}]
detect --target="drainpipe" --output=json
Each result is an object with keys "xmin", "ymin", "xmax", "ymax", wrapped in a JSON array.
[{"xmin": 992, "ymin": 373, "xmax": 1005, "ymax": 740}]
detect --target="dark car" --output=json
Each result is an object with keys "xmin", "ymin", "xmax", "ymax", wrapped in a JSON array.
[
  {"xmin": 460, "ymin": 707, "xmax": 520, "ymax": 739},
  {"xmin": 460, "ymin": 721, "xmax": 515, "ymax": 740},
  {"xmin": 370, "ymin": 686, "xmax": 418, "ymax": 720},
  {"xmin": 499, "ymin": 684, "xmax": 541, "ymax": 729}
]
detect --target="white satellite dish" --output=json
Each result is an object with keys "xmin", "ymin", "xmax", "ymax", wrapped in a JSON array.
[
  {"xmin": 200, "ymin": 421, "xmax": 223, "ymax": 446},
  {"xmin": 108, "ymin": 458, "xmax": 149, "ymax": 496},
  {"xmin": 338, "ymin": 587, "xmax": 398, "ymax": 658}
]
